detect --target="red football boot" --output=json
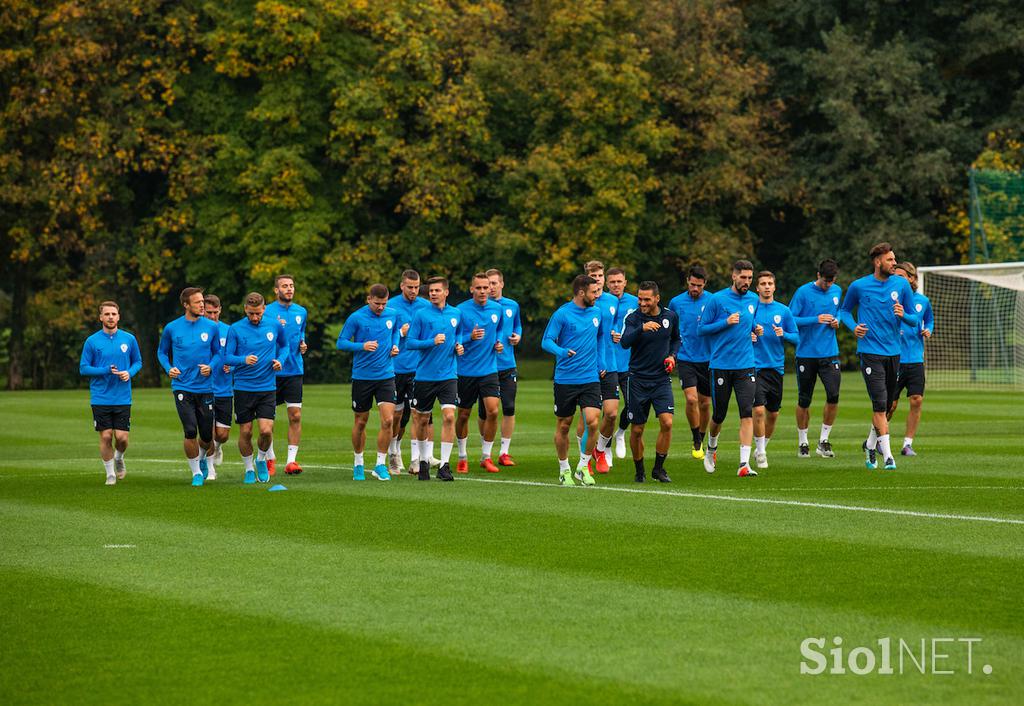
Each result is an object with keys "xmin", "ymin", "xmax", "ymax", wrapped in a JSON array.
[
  {"xmin": 267, "ymin": 459, "xmax": 276, "ymax": 476},
  {"xmin": 480, "ymin": 457, "xmax": 500, "ymax": 473},
  {"xmin": 285, "ymin": 462, "xmax": 303, "ymax": 475},
  {"xmin": 595, "ymin": 452, "xmax": 610, "ymax": 474},
  {"xmin": 456, "ymin": 458, "xmax": 469, "ymax": 474},
  {"xmin": 497, "ymin": 453, "xmax": 516, "ymax": 467}
]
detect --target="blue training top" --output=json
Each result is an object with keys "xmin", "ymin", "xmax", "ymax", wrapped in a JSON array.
[
  {"xmin": 80, "ymin": 328, "xmax": 143, "ymax": 405},
  {"xmin": 264, "ymin": 300, "xmax": 308, "ymax": 377},
  {"xmin": 406, "ymin": 303, "xmax": 463, "ymax": 382},
  {"xmin": 752, "ymin": 300, "xmax": 799, "ymax": 374},
  {"xmin": 668, "ymin": 290, "xmax": 711, "ymax": 363},
  {"xmin": 899, "ymin": 291, "xmax": 934, "ymax": 364},
  {"xmin": 788, "ymin": 280, "xmax": 842, "ymax": 359},
  {"xmin": 210, "ymin": 320, "xmax": 233, "ymax": 397},
  {"xmin": 542, "ymin": 300, "xmax": 607, "ymax": 384},
  {"xmin": 157, "ymin": 315, "xmax": 222, "ymax": 393},
  {"xmin": 225, "ymin": 316, "xmax": 290, "ymax": 392},
  {"xmin": 840, "ymin": 273, "xmax": 919, "ymax": 357},
  {"xmin": 336, "ymin": 305, "xmax": 403, "ymax": 381},
  {"xmin": 494, "ymin": 296, "xmax": 522, "ymax": 372},
  {"xmin": 595, "ymin": 292, "xmax": 619, "ymax": 377},
  {"xmin": 611, "ymin": 291, "xmax": 639, "ymax": 373},
  {"xmin": 697, "ymin": 287, "xmax": 761, "ymax": 370},
  {"xmin": 390, "ymin": 295, "xmax": 430, "ymax": 375},
  {"xmin": 456, "ymin": 298, "xmax": 506, "ymax": 378}
]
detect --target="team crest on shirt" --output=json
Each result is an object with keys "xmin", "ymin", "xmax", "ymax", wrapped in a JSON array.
[
  {"xmin": 385, "ymin": 320, "xmax": 393, "ymax": 329},
  {"xmin": 450, "ymin": 318, "xmax": 458, "ymax": 328},
  {"xmin": 747, "ymin": 305, "xmax": 755, "ymax": 314},
  {"xmin": 296, "ymin": 315, "xmax": 302, "ymax": 324},
  {"xmin": 505, "ymin": 308, "xmax": 513, "ymax": 317},
  {"xmin": 890, "ymin": 291, "xmax": 899, "ymax": 300},
  {"xmin": 592, "ymin": 318, "xmax": 599, "ymax": 327},
  {"xmin": 491, "ymin": 314, "xmax": 499, "ymax": 323},
  {"xmin": 915, "ymin": 303, "xmax": 922, "ymax": 312},
  {"xmin": 266, "ymin": 332, "xmax": 274, "ymax": 341},
  {"xmin": 774, "ymin": 315, "xmax": 782, "ymax": 324},
  {"xmin": 200, "ymin": 332, "xmax": 209, "ymax": 342},
  {"xmin": 120, "ymin": 343, "xmax": 128, "ymax": 352},
  {"xmin": 220, "ymin": 338, "xmax": 227, "ymax": 347},
  {"xmin": 833, "ymin": 296, "xmax": 839, "ymax": 305},
  {"xmin": 609, "ymin": 306, "xmax": 616, "ymax": 315},
  {"xmin": 662, "ymin": 319, "xmax": 669, "ymax": 328}
]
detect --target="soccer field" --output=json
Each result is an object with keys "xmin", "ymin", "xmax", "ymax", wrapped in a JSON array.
[{"xmin": 1, "ymin": 375, "xmax": 1021, "ymax": 705}]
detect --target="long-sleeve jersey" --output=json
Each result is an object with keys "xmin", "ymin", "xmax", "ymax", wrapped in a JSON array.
[
  {"xmin": 788, "ymin": 281, "xmax": 843, "ymax": 358},
  {"xmin": 264, "ymin": 300, "xmax": 308, "ymax": 377},
  {"xmin": 335, "ymin": 305, "xmax": 403, "ymax": 381},
  {"xmin": 899, "ymin": 291, "xmax": 934, "ymax": 364},
  {"xmin": 752, "ymin": 301, "xmax": 799, "ymax": 374},
  {"xmin": 697, "ymin": 287, "xmax": 761, "ymax": 370},
  {"xmin": 79, "ymin": 329, "xmax": 143, "ymax": 405},
  {"xmin": 542, "ymin": 301, "xmax": 607, "ymax": 384},
  {"xmin": 390, "ymin": 295, "xmax": 430, "ymax": 374},
  {"xmin": 494, "ymin": 296, "xmax": 523, "ymax": 372},
  {"xmin": 595, "ymin": 292, "xmax": 619, "ymax": 376},
  {"xmin": 620, "ymin": 306, "xmax": 681, "ymax": 381},
  {"xmin": 667, "ymin": 290, "xmax": 711, "ymax": 363},
  {"xmin": 456, "ymin": 298, "xmax": 506, "ymax": 378},
  {"xmin": 225, "ymin": 316, "xmax": 290, "ymax": 392},
  {"xmin": 157, "ymin": 315, "xmax": 222, "ymax": 393},
  {"xmin": 210, "ymin": 320, "xmax": 233, "ymax": 397},
  {"xmin": 406, "ymin": 304, "xmax": 462, "ymax": 382},
  {"xmin": 611, "ymin": 292, "xmax": 639, "ymax": 373},
  {"xmin": 840, "ymin": 274, "xmax": 919, "ymax": 357}
]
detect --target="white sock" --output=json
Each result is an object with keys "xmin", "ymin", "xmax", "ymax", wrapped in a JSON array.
[
  {"xmin": 740, "ymin": 445, "xmax": 751, "ymax": 465},
  {"xmin": 242, "ymin": 454, "xmax": 255, "ymax": 471},
  {"xmin": 866, "ymin": 426, "xmax": 878, "ymax": 449},
  {"xmin": 575, "ymin": 434, "xmax": 583, "ymax": 453},
  {"xmin": 287, "ymin": 445, "xmax": 298, "ymax": 464},
  {"xmin": 410, "ymin": 437, "xmax": 420, "ymax": 465},
  {"xmin": 426, "ymin": 440, "xmax": 435, "ymax": 459},
  {"xmin": 256, "ymin": 447, "xmax": 267, "ymax": 462},
  {"xmin": 441, "ymin": 442, "xmax": 453, "ymax": 464},
  {"xmin": 500, "ymin": 437, "xmax": 511, "ymax": 456},
  {"xmin": 113, "ymin": 449, "xmax": 124, "ymax": 462},
  {"xmin": 199, "ymin": 446, "xmax": 208, "ymax": 461},
  {"xmin": 481, "ymin": 439, "xmax": 494, "ymax": 459},
  {"xmin": 819, "ymin": 424, "xmax": 832, "ymax": 443},
  {"xmin": 388, "ymin": 438, "xmax": 399, "ymax": 455},
  {"xmin": 797, "ymin": 428, "xmax": 808, "ymax": 445},
  {"xmin": 457, "ymin": 437, "xmax": 467, "ymax": 458},
  {"xmin": 558, "ymin": 458, "xmax": 571, "ymax": 472},
  {"xmin": 877, "ymin": 434, "xmax": 892, "ymax": 460},
  {"xmin": 419, "ymin": 440, "xmax": 431, "ymax": 462},
  {"xmin": 579, "ymin": 452, "xmax": 592, "ymax": 466},
  {"xmin": 754, "ymin": 436, "xmax": 766, "ymax": 454},
  {"xmin": 103, "ymin": 458, "xmax": 115, "ymax": 477},
  {"xmin": 596, "ymin": 434, "xmax": 611, "ymax": 452},
  {"xmin": 614, "ymin": 428, "xmax": 625, "ymax": 441},
  {"xmin": 376, "ymin": 451, "xmax": 387, "ymax": 467},
  {"xmin": 353, "ymin": 452, "xmax": 364, "ymax": 467},
  {"xmin": 709, "ymin": 433, "xmax": 719, "ymax": 449},
  {"xmin": 904, "ymin": 437, "xmax": 913, "ymax": 448},
  {"xmin": 266, "ymin": 444, "xmax": 276, "ymax": 460},
  {"xmin": 188, "ymin": 455, "xmax": 200, "ymax": 475}
]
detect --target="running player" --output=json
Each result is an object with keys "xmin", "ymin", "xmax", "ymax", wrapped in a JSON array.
[
  {"xmin": 336, "ymin": 284, "xmax": 403, "ymax": 481},
  {"xmin": 667, "ymin": 265, "xmax": 713, "ymax": 460},
  {"xmin": 751, "ymin": 271, "xmax": 799, "ymax": 470},
  {"xmin": 203, "ymin": 294, "xmax": 232, "ymax": 481},
  {"xmin": 454, "ymin": 272, "xmax": 507, "ymax": 474},
  {"xmin": 157, "ymin": 287, "xmax": 221, "ymax": 486},
  {"xmin": 698, "ymin": 261, "xmax": 764, "ymax": 477},
  {"xmin": 889, "ymin": 262, "xmax": 934, "ymax": 456},
  {"xmin": 788, "ymin": 259, "xmax": 842, "ymax": 458},
  {"xmin": 477, "ymin": 268, "xmax": 522, "ymax": 466},
  {"xmin": 79, "ymin": 301, "xmax": 142, "ymax": 485},
  {"xmin": 541, "ymin": 274, "xmax": 606, "ymax": 487},
  {"xmin": 608, "ymin": 267, "xmax": 639, "ymax": 460},
  {"xmin": 839, "ymin": 243, "xmax": 919, "ymax": 470},
  {"xmin": 224, "ymin": 292, "xmax": 289, "ymax": 484},
  {"xmin": 264, "ymin": 274, "xmax": 308, "ymax": 475},
  {"xmin": 406, "ymin": 276, "xmax": 464, "ymax": 481},
  {"xmin": 389, "ymin": 269, "xmax": 430, "ymax": 474},
  {"xmin": 620, "ymin": 281, "xmax": 679, "ymax": 483},
  {"xmin": 581, "ymin": 260, "xmax": 621, "ymax": 474}
]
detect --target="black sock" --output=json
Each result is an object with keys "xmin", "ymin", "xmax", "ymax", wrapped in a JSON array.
[
  {"xmin": 633, "ymin": 458, "xmax": 645, "ymax": 475},
  {"xmin": 691, "ymin": 427, "xmax": 701, "ymax": 447},
  {"xmin": 654, "ymin": 452, "xmax": 667, "ymax": 471}
]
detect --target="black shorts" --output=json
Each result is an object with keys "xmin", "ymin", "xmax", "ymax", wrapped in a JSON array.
[
  {"xmin": 860, "ymin": 354, "xmax": 899, "ymax": 413},
  {"xmin": 173, "ymin": 391, "xmax": 214, "ymax": 441},
  {"xmin": 600, "ymin": 371, "xmax": 620, "ymax": 401},
  {"xmin": 553, "ymin": 382, "xmax": 601, "ymax": 418},
  {"xmin": 754, "ymin": 369, "xmax": 784, "ymax": 413},
  {"xmin": 352, "ymin": 378, "xmax": 397, "ymax": 413},
  {"xmin": 895, "ymin": 363, "xmax": 926, "ymax": 398},
  {"xmin": 92, "ymin": 405, "xmax": 130, "ymax": 432},
  {"xmin": 275, "ymin": 374, "xmax": 303, "ymax": 406},
  {"xmin": 457, "ymin": 373, "xmax": 500, "ymax": 410},
  {"xmin": 234, "ymin": 390, "xmax": 276, "ymax": 425},
  {"xmin": 626, "ymin": 376, "xmax": 675, "ymax": 425},
  {"xmin": 796, "ymin": 357, "xmax": 841, "ymax": 407},
  {"xmin": 413, "ymin": 379, "xmax": 458, "ymax": 413},
  {"xmin": 214, "ymin": 396, "xmax": 233, "ymax": 427},
  {"xmin": 395, "ymin": 372, "xmax": 416, "ymax": 409},
  {"xmin": 710, "ymin": 369, "xmax": 757, "ymax": 424},
  {"xmin": 479, "ymin": 368, "xmax": 518, "ymax": 419},
  {"xmin": 678, "ymin": 360, "xmax": 711, "ymax": 397}
]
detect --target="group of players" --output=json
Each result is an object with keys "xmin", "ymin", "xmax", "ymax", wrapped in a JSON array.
[{"xmin": 79, "ymin": 242, "xmax": 934, "ymax": 486}]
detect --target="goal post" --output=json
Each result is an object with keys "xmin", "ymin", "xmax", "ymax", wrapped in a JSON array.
[{"xmin": 918, "ymin": 262, "xmax": 1024, "ymax": 390}]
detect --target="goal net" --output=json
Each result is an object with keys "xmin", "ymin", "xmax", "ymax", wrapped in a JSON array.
[{"xmin": 918, "ymin": 262, "xmax": 1024, "ymax": 390}]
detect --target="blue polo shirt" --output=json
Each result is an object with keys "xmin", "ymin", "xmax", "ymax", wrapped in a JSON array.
[
  {"xmin": 79, "ymin": 328, "xmax": 143, "ymax": 405},
  {"xmin": 157, "ymin": 315, "xmax": 221, "ymax": 393}
]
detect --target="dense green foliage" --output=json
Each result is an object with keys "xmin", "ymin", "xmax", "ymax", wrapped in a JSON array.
[{"xmin": 2, "ymin": 1, "xmax": 1022, "ymax": 387}]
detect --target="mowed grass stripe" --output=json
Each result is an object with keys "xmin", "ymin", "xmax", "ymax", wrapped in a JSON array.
[{"xmin": 1, "ymin": 500, "xmax": 1019, "ymax": 705}]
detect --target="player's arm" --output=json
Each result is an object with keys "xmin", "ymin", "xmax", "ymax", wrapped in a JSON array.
[
  {"xmin": 667, "ymin": 313, "xmax": 681, "ymax": 359},
  {"xmin": 79, "ymin": 339, "xmax": 107, "ymax": 377},
  {"xmin": 541, "ymin": 312, "xmax": 568, "ymax": 358},
  {"xmin": 922, "ymin": 300, "xmax": 934, "ymax": 337},
  {"xmin": 275, "ymin": 322, "xmax": 290, "ymax": 367},
  {"xmin": 782, "ymin": 309, "xmax": 800, "ymax": 345},
  {"xmin": 406, "ymin": 314, "xmax": 431, "ymax": 349},
  {"xmin": 223, "ymin": 328, "xmax": 247, "ymax": 366},
  {"xmin": 335, "ymin": 314, "xmax": 364, "ymax": 352},
  {"xmin": 157, "ymin": 326, "xmax": 173, "ymax": 374},
  {"xmin": 697, "ymin": 299, "xmax": 728, "ymax": 336},
  {"xmin": 128, "ymin": 337, "xmax": 143, "ymax": 377},
  {"xmin": 596, "ymin": 311, "xmax": 609, "ymax": 371},
  {"xmin": 839, "ymin": 283, "xmax": 860, "ymax": 333},
  {"xmin": 896, "ymin": 285, "xmax": 919, "ymax": 327},
  {"xmin": 512, "ymin": 304, "xmax": 523, "ymax": 342},
  {"xmin": 619, "ymin": 310, "xmax": 642, "ymax": 349},
  {"xmin": 788, "ymin": 289, "xmax": 817, "ymax": 327}
]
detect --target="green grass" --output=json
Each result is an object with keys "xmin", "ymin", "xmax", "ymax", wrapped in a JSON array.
[{"xmin": 1, "ymin": 373, "xmax": 1021, "ymax": 705}]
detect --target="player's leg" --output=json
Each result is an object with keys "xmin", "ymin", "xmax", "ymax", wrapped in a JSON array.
[
  {"xmin": 816, "ymin": 359, "xmax": 840, "ymax": 458},
  {"xmin": 174, "ymin": 393, "xmax": 204, "ymax": 485},
  {"xmin": 705, "ymin": 370, "xmax": 732, "ymax": 473},
  {"xmin": 736, "ymin": 371, "xmax": 757, "ymax": 476},
  {"xmin": 112, "ymin": 425, "xmax": 130, "ymax": 480},
  {"xmin": 576, "ymin": 404, "xmax": 600, "ymax": 486},
  {"xmin": 497, "ymin": 369, "xmax": 518, "ymax": 466},
  {"xmin": 554, "ymin": 412, "xmax": 576, "ymax": 486},
  {"xmin": 859, "ymin": 354, "xmax": 892, "ymax": 469},
  {"xmin": 614, "ymin": 371, "xmax": 631, "ymax": 458},
  {"xmin": 752, "ymin": 370, "xmax": 768, "ymax": 469},
  {"xmin": 680, "ymin": 362, "xmax": 702, "ymax": 456},
  {"xmin": 195, "ymin": 394, "xmax": 214, "ymax": 481},
  {"xmin": 434, "ymin": 400, "xmax": 457, "ymax": 481},
  {"xmin": 210, "ymin": 396, "xmax": 232, "ymax": 479},
  {"xmin": 235, "ymin": 393, "xmax": 258, "ymax": 484},
  {"xmin": 651, "ymin": 411, "xmax": 674, "ymax": 483},
  {"xmin": 479, "ymin": 395, "xmax": 500, "ymax": 472},
  {"xmin": 595, "ymin": 372, "xmax": 619, "ymax": 472},
  {"xmin": 454, "ymin": 376, "xmax": 474, "ymax": 472},
  {"xmin": 794, "ymin": 359, "xmax": 815, "ymax": 457},
  {"xmin": 285, "ymin": 400, "xmax": 302, "ymax": 473},
  {"xmin": 250, "ymin": 393, "xmax": 276, "ymax": 482},
  {"xmin": 628, "ymin": 378, "xmax": 650, "ymax": 482},
  {"xmin": 350, "ymin": 380, "xmax": 373, "ymax": 480},
  {"xmin": 97, "ymin": 423, "xmax": 116, "ymax": 485},
  {"xmin": 372, "ymin": 398, "xmax": 396, "ymax": 481}
]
